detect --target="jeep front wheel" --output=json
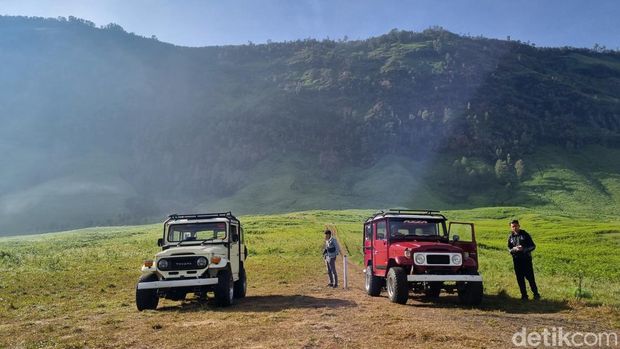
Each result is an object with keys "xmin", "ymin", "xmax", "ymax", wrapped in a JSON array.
[
  {"xmin": 234, "ymin": 265, "xmax": 247, "ymax": 299},
  {"xmin": 136, "ymin": 274, "xmax": 159, "ymax": 311},
  {"xmin": 214, "ymin": 268, "xmax": 234, "ymax": 307},
  {"xmin": 365, "ymin": 265, "xmax": 382, "ymax": 297},
  {"xmin": 386, "ymin": 267, "xmax": 409, "ymax": 304}
]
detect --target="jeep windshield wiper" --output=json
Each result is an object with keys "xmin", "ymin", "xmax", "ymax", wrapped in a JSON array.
[
  {"xmin": 175, "ymin": 240, "xmax": 202, "ymax": 247},
  {"xmin": 201, "ymin": 238, "xmax": 215, "ymax": 245}
]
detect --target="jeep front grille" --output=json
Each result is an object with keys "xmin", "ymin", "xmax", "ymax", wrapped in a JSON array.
[
  {"xmin": 426, "ymin": 254, "xmax": 450, "ymax": 265},
  {"xmin": 159, "ymin": 257, "xmax": 200, "ymax": 271}
]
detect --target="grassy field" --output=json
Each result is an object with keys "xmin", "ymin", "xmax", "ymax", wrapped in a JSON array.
[{"xmin": 0, "ymin": 208, "xmax": 618, "ymax": 348}]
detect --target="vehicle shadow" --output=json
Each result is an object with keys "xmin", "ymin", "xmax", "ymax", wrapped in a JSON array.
[
  {"xmin": 157, "ymin": 294, "xmax": 357, "ymax": 313},
  {"xmin": 408, "ymin": 293, "xmax": 571, "ymax": 314}
]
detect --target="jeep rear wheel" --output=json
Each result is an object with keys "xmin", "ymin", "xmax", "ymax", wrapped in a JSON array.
[
  {"xmin": 234, "ymin": 265, "xmax": 247, "ymax": 299},
  {"xmin": 136, "ymin": 274, "xmax": 159, "ymax": 311},
  {"xmin": 214, "ymin": 268, "xmax": 234, "ymax": 307},
  {"xmin": 458, "ymin": 281, "xmax": 483, "ymax": 306},
  {"xmin": 386, "ymin": 267, "xmax": 409, "ymax": 304},
  {"xmin": 365, "ymin": 265, "xmax": 382, "ymax": 297}
]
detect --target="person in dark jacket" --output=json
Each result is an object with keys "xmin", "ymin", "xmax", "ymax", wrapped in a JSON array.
[
  {"xmin": 323, "ymin": 230, "xmax": 340, "ymax": 288},
  {"xmin": 508, "ymin": 219, "xmax": 540, "ymax": 300}
]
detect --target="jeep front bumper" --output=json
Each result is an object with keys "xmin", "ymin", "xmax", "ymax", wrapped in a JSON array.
[
  {"xmin": 407, "ymin": 274, "xmax": 482, "ymax": 282},
  {"xmin": 137, "ymin": 277, "xmax": 219, "ymax": 290}
]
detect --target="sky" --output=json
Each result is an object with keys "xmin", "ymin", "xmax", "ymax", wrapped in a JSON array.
[{"xmin": 0, "ymin": 0, "xmax": 619, "ymax": 49}]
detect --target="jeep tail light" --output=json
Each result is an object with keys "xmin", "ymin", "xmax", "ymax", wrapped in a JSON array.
[
  {"xmin": 211, "ymin": 256, "xmax": 222, "ymax": 264},
  {"xmin": 143, "ymin": 260, "xmax": 153, "ymax": 268}
]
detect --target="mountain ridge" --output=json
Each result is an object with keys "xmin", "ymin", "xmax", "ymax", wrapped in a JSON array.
[{"xmin": 1, "ymin": 16, "xmax": 619, "ymax": 234}]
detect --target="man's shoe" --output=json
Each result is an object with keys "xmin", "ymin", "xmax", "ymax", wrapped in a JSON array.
[
  {"xmin": 533, "ymin": 294, "xmax": 541, "ymax": 300},
  {"xmin": 521, "ymin": 295, "xmax": 529, "ymax": 301},
  {"xmin": 327, "ymin": 284, "xmax": 333, "ymax": 287},
  {"xmin": 333, "ymin": 285, "xmax": 338, "ymax": 288}
]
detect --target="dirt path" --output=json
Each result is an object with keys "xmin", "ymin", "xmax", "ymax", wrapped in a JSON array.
[
  {"xmin": 234, "ymin": 259, "xmax": 618, "ymax": 348},
  {"xmin": 3, "ymin": 258, "xmax": 619, "ymax": 348}
]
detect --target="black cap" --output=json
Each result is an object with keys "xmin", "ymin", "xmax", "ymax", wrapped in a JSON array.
[
  {"xmin": 324, "ymin": 229, "xmax": 332, "ymax": 235},
  {"xmin": 510, "ymin": 219, "xmax": 520, "ymax": 225}
]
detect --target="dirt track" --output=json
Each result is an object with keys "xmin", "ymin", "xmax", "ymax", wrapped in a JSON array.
[{"xmin": 3, "ymin": 258, "xmax": 619, "ymax": 348}]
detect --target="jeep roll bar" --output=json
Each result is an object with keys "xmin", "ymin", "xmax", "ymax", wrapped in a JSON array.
[
  {"xmin": 160, "ymin": 212, "xmax": 241, "ymax": 249},
  {"xmin": 366, "ymin": 208, "xmax": 447, "ymax": 222},
  {"xmin": 163, "ymin": 212, "xmax": 240, "ymax": 239},
  {"xmin": 384, "ymin": 208, "xmax": 442, "ymax": 215},
  {"xmin": 165, "ymin": 212, "xmax": 240, "ymax": 223}
]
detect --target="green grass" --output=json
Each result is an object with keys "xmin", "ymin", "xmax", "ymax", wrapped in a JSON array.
[
  {"xmin": 522, "ymin": 145, "xmax": 620, "ymax": 216},
  {"xmin": 446, "ymin": 208, "xmax": 620, "ymax": 303},
  {"xmin": 0, "ymin": 207, "xmax": 618, "ymax": 329}
]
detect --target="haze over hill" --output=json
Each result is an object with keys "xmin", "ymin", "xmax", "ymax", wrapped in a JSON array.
[{"xmin": 1, "ymin": 16, "xmax": 619, "ymax": 235}]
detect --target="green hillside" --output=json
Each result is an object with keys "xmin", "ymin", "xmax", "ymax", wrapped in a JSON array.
[{"xmin": 1, "ymin": 16, "xmax": 619, "ymax": 234}]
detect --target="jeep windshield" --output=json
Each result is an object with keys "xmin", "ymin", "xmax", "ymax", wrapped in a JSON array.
[
  {"xmin": 388, "ymin": 218, "xmax": 447, "ymax": 241},
  {"xmin": 167, "ymin": 222, "xmax": 227, "ymax": 244}
]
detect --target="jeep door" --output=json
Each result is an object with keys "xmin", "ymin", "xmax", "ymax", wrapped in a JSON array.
[
  {"xmin": 448, "ymin": 222, "xmax": 478, "ymax": 264},
  {"xmin": 240, "ymin": 227, "xmax": 247, "ymax": 262},
  {"xmin": 372, "ymin": 220, "xmax": 389, "ymax": 277},
  {"xmin": 363, "ymin": 223, "xmax": 372, "ymax": 268},
  {"xmin": 229, "ymin": 223, "xmax": 240, "ymax": 280}
]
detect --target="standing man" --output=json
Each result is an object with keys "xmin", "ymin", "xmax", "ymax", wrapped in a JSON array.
[
  {"xmin": 507, "ymin": 220, "xmax": 540, "ymax": 300},
  {"xmin": 323, "ymin": 230, "xmax": 340, "ymax": 288}
]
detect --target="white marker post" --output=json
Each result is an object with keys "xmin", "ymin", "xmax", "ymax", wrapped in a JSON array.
[{"xmin": 343, "ymin": 255, "xmax": 348, "ymax": 289}]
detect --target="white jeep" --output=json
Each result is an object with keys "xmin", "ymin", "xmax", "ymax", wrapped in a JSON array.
[{"xmin": 136, "ymin": 212, "xmax": 247, "ymax": 310}]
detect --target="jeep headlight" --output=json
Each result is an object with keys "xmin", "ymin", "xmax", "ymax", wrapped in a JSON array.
[
  {"xmin": 404, "ymin": 249, "xmax": 412, "ymax": 258},
  {"xmin": 451, "ymin": 254, "xmax": 462, "ymax": 265},
  {"xmin": 414, "ymin": 254, "xmax": 425, "ymax": 265},
  {"xmin": 197, "ymin": 257, "xmax": 208, "ymax": 268},
  {"xmin": 157, "ymin": 259, "xmax": 169, "ymax": 270}
]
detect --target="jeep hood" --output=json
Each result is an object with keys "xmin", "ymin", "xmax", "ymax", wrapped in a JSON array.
[
  {"xmin": 156, "ymin": 244, "xmax": 227, "ymax": 258},
  {"xmin": 391, "ymin": 241, "xmax": 462, "ymax": 253}
]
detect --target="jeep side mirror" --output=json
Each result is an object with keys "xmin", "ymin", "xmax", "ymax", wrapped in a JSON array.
[
  {"xmin": 157, "ymin": 238, "xmax": 163, "ymax": 247},
  {"xmin": 452, "ymin": 235, "xmax": 460, "ymax": 242}
]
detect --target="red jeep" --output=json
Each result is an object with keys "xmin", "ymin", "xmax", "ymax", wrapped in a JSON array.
[{"xmin": 363, "ymin": 209, "xmax": 483, "ymax": 305}]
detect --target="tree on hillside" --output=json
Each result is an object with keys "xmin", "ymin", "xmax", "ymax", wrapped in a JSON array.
[
  {"xmin": 514, "ymin": 159, "xmax": 526, "ymax": 181},
  {"xmin": 495, "ymin": 159, "xmax": 509, "ymax": 183}
]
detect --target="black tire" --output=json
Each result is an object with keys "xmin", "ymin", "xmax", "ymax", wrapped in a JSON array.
[
  {"xmin": 214, "ymin": 267, "xmax": 234, "ymax": 307},
  {"xmin": 234, "ymin": 265, "xmax": 247, "ymax": 299},
  {"xmin": 424, "ymin": 282, "xmax": 442, "ymax": 299},
  {"xmin": 386, "ymin": 267, "xmax": 409, "ymax": 304},
  {"xmin": 365, "ymin": 265, "xmax": 382, "ymax": 297},
  {"xmin": 458, "ymin": 281, "xmax": 483, "ymax": 306},
  {"xmin": 136, "ymin": 274, "xmax": 159, "ymax": 311}
]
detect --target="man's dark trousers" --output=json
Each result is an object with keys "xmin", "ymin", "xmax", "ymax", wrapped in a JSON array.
[{"xmin": 513, "ymin": 255, "xmax": 538, "ymax": 298}]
